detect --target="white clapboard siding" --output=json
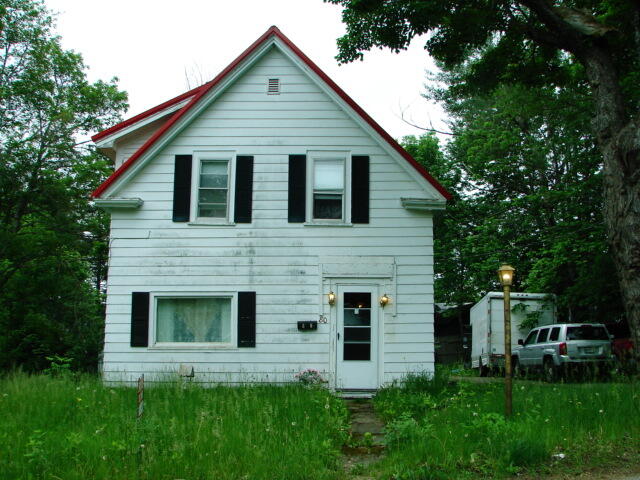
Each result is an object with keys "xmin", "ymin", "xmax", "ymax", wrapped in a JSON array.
[{"xmin": 101, "ymin": 46, "xmax": 437, "ymax": 386}]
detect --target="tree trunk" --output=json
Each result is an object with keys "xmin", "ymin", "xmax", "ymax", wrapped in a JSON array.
[
  {"xmin": 602, "ymin": 121, "xmax": 640, "ymax": 360},
  {"xmin": 580, "ymin": 47, "xmax": 640, "ymax": 361},
  {"xmin": 520, "ymin": 0, "xmax": 640, "ymax": 361}
]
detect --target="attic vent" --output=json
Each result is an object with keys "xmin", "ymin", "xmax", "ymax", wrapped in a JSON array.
[{"xmin": 267, "ymin": 78, "xmax": 280, "ymax": 95}]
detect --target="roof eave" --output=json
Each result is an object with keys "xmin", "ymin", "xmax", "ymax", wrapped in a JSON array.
[
  {"xmin": 94, "ymin": 197, "xmax": 144, "ymax": 209},
  {"xmin": 401, "ymin": 197, "xmax": 447, "ymax": 211},
  {"xmin": 91, "ymin": 87, "xmax": 204, "ymax": 143},
  {"xmin": 93, "ymin": 98, "xmax": 193, "ymax": 148}
]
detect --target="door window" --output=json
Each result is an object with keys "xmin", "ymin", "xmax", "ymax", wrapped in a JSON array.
[{"xmin": 343, "ymin": 292, "xmax": 371, "ymax": 360}]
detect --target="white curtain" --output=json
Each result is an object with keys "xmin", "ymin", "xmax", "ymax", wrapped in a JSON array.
[{"xmin": 157, "ymin": 297, "xmax": 231, "ymax": 343}]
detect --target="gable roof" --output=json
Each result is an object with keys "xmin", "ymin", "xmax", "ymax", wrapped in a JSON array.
[{"xmin": 91, "ymin": 26, "xmax": 452, "ymax": 200}]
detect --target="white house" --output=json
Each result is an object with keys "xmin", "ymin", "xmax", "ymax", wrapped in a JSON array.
[{"xmin": 92, "ymin": 26, "xmax": 451, "ymax": 391}]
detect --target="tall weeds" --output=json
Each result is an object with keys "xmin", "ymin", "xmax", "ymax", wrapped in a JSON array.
[
  {"xmin": 374, "ymin": 373, "xmax": 640, "ymax": 479},
  {"xmin": 0, "ymin": 373, "xmax": 349, "ymax": 480}
]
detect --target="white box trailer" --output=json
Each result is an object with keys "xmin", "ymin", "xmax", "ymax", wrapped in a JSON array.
[{"xmin": 470, "ymin": 292, "xmax": 556, "ymax": 374}]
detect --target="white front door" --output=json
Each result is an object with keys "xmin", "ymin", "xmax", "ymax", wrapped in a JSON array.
[{"xmin": 335, "ymin": 285, "xmax": 379, "ymax": 390}]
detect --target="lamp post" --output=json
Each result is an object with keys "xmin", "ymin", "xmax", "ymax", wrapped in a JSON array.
[{"xmin": 497, "ymin": 264, "xmax": 515, "ymax": 418}]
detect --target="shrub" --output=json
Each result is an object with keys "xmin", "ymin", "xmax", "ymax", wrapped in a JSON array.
[
  {"xmin": 384, "ymin": 413, "xmax": 429, "ymax": 448},
  {"xmin": 507, "ymin": 437, "xmax": 549, "ymax": 467},
  {"xmin": 294, "ymin": 369, "xmax": 326, "ymax": 386},
  {"xmin": 375, "ymin": 370, "xmax": 457, "ymax": 420},
  {"xmin": 402, "ymin": 370, "xmax": 451, "ymax": 396},
  {"xmin": 43, "ymin": 356, "xmax": 73, "ymax": 378}
]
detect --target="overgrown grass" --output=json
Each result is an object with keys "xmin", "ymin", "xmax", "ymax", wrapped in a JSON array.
[
  {"xmin": 373, "ymin": 372, "xmax": 640, "ymax": 479},
  {"xmin": 0, "ymin": 372, "xmax": 349, "ymax": 480}
]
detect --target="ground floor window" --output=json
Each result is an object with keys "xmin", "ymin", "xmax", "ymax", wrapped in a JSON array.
[{"xmin": 156, "ymin": 296, "xmax": 232, "ymax": 344}]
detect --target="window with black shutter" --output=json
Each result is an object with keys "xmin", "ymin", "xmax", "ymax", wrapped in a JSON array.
[
  {"xmin": 174, "ymin": 153, "xmax": 254, "ymax": 224},
  {"xmin": 148, "ymin": 292, "xmax": 250, "ymax": 348},
  {"xmin": 288, "ymin": 153, "xmax": 370, "ymax": 224}
]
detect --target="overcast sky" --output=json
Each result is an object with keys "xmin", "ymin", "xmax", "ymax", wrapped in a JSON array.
[{"xmin": 45, "ymin": 0, "xmax": 448, "ymax": 140}]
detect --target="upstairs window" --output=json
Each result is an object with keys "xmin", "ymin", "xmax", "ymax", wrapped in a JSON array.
[
  {"xmin": 313, "ymin": 158, "xmax": 344, "ymax": 220},
  {"xmin": 287, "ymin": 153, "xmax": 368, "ymax": 225},
  {"xmin": 198, "ymin": 159, "xmax": 229, "ymax": 219},
  {"xmin": 173, "ymin": 153, "xmax": 253, "ymax": 225}
]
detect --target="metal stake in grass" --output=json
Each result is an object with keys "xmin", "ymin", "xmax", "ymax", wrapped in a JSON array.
[
  {"xmin": 137, "ymin": 374, "xmax": 144, "ymax": 419},
  {"xmin": 498, "ymin": 264, "xmax": 515, "ymax": 418}
]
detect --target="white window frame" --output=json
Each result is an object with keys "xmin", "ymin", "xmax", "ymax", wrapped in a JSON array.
[
  {"xmin": 150, "ymin": 292, "xmax": 238, "ymax": 349},
  {"xmin": 190, "ymin": 151, "xmax": 236, "ymax": 225},
  {"xmin": 306, "ymin": 151, "xmax": 351, "ymax": 225}
]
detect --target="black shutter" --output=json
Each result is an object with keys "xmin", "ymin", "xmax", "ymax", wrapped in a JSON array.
[
  {"xmin": 234, "ymin": 155, "xmax": 254, "ymax": 223},
  {"xmin": 172, "ymin": 154, "xmax": 192, "ymax": 222},
  {"xmin": 237, "ymin": 291, "xmax": 256, "ymax": 348},
  {"xmin": 351, "ymin": 155, "xmax": 369, "ymax": 224},
  {"xmin": 130, "ymin": 292, "xmax": 150, "ymax": 347},
  {"xmin": 288, "ymin": 155, "xmax": 306, "ymax": 223}
]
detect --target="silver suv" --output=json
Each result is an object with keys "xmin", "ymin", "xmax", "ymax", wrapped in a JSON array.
[{"xmin": 513, "ymin": 323, "xmax": 614, "ymax": 380}]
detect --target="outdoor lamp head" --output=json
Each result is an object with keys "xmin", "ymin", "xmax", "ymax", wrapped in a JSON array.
[
  {"xmin": 497, "ymin": 264, "xmax": 515, "ymax": 286},
  {"xmin": 327, "ymin": 291, "xmax": 336, "ymax": 306},
  {"xmin": 379, "ymin": 294, "xmax": 390, "ymax": 307}
]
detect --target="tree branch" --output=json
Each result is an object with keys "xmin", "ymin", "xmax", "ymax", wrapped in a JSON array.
[
  {"xmin": 517, "ymin": 0, "xmax": 590, "ymax": 53},
  {"xmin": 398, "ymin": 104, "xmax": 455, "ymax": 136}
]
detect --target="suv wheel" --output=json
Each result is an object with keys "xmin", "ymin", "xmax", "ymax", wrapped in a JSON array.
[{"xmin": 543, "ymin": 357, "xmax": 557, "ymax": 382}]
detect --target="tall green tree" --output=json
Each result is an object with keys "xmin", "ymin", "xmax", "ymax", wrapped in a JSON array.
[
  {"xmin": 0, "ymin": 0, "xmax": 127, "ymax": 371},
  {"xmin": 401, "ymin": 133, "xmax": 474, "ymax": 307},
  {"xmin": 328, "ymin": 0, "xmax": 640, "ymax": 353},
  {"xmin": 405, "ymin": 76, "xmax": 623, "ymax": 323}
]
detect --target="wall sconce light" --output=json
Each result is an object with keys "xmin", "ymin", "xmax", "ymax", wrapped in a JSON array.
[
  {"xmin": 327, "ymin": 291, "xmax": 336, "ymax": 306},
  {"xmin": 379, "ymin": 294, "xmax": 390, "ymax": 307}
]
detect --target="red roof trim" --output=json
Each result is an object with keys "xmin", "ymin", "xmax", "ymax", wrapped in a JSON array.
[
  {"xmin": 91, "ymin": 85, "xmax": 203, "ymax": 142},
  {"xmin": 92, "ymin": 26, "xmax": 451, "ymax": 200}
]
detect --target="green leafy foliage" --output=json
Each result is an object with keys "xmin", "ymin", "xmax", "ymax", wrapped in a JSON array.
[
  {"xmin": 0, "ymin": 0, "xmax": 127, "ymax": 372},
  {"xmin": 43, "ymin": 355, "xmax": 73, "ymax": 378},
  {"xmin": 327, "ymin": 0, "xmax": 640, "ymax": 108},
  {"xmin": 512, "ymin": 302, "xmax": 545, "ymax": 330},
  {"xmin": 403, "ymin": 75, "xmax": 624, "ymax": 322}
]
